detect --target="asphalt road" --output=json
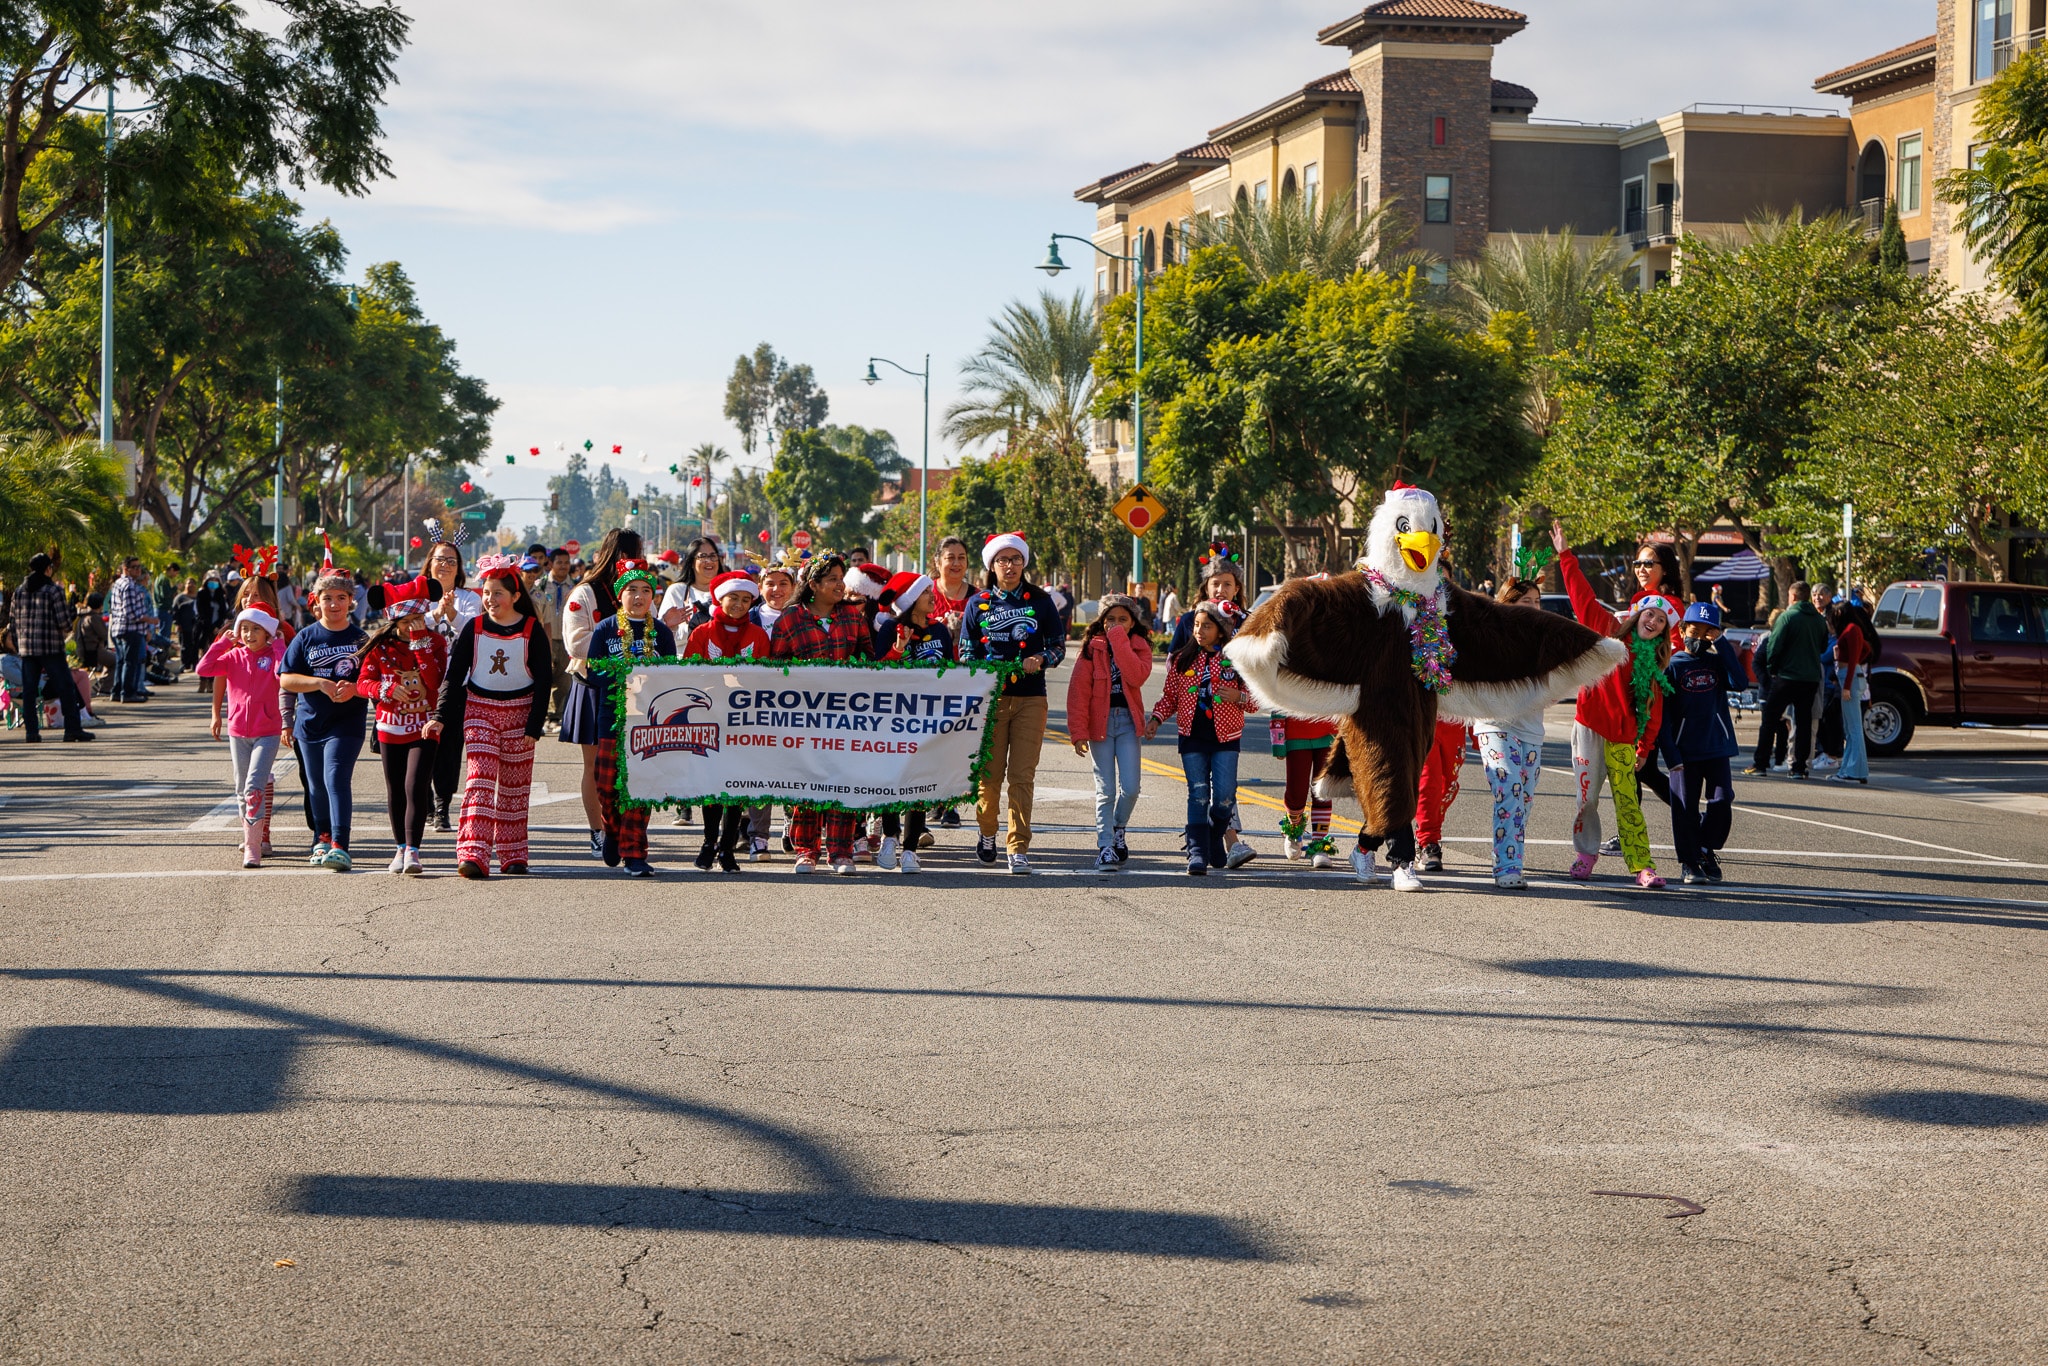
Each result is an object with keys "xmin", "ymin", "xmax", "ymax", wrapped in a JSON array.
[{"xmin": 2, "ymin": 667, "xmax": 2045, "ymax": 1364}]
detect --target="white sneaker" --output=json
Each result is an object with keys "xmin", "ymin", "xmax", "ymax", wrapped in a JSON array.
[
  {"xmin": 403, "ymin": 848, "xmax": 424, "ymax": 876},
  {"xmin": 1008, "ymin": 853, "xmax": 1032, "ymax": 876},
  {"xmin": 1350, "ymin": 848, "xmax": 1378, "ymax": 884},
  {"xmin": 831, "ymin": 858, "xmax": 857, "ymax": 875},
  {"xmin": 1390, "ymin": 863, "xmax": 1423, "ymax": 893},
  {"xmin": 1494, "ymin": 871, "xmax": 1527, "ymax": 889},
  {"xmin": 793, "ymin": 854, "xmax": 818, "ymax": 875},
  {"xmin": 853, "ymin": 836, "xmax": 870, "ymax": 858},
  {"xmin": 750, "ymin": 837, "xmax": 768, "ymax": 862},
  {"xmin": 1769, "ymin": 762, "xmax": 1791, "ymax": 774},
  {"xmin": 1225, "ymin": 840, "xmax": 1256, "ymax": 870},
  {"xmin": 899, "ymin": 849, "xmax": 922, "ymax": 875},
  {"xmin": 1811, "ymin": 755, "xmax": 1838, "ymax": 771},
  {"xmin": 387, "ymin": 849, "xmax": 407, "ymax": 875},
  {"xmin": 877, "ymin": 835, "xmax": 900, "ymax": 870},
  {"xmin": 1312, "ymin": 849, "xmax": 1339, "ymax": 870},
  {"xmin": 1095, "ymin": 847, "xmax": 1120, "ymax": 872}
]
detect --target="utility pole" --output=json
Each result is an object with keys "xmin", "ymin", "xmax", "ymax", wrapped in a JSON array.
[{"xmin": 99, "ymin": 82, "xmax": 114, "ymax": 447}]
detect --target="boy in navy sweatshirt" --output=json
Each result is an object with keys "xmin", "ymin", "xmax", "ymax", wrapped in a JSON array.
[{"xmin": 1657, "ymin": 601, "xmax": 1745, "ymax": 884}]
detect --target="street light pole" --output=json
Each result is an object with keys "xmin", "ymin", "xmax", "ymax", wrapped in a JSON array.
[
  {"xmin": 273, "ymin": 371, "xmax": 285, "ymax": 565},
  {"xmin": 1038, "ymin": 232, "xmax": 1143, "ymax": 589},
  {"xmin": 100, "ymin": 83, "xmax": 114, "ymax": 446},
  {"xmin": 864, "ymin": 354, "xmax": 931, "ymax": 572}
]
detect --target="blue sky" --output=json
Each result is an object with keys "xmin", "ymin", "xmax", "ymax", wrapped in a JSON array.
[{"xmin": 305, "ymin": 0, "xmax": 1932, "ymax": 509}]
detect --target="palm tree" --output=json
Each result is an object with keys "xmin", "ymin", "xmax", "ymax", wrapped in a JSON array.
[
  {"xmin": 1186, "ymin": 187, "xmax": 1429, "ymax": 281},
  {"xmin": 0, "ymin": 433, "xmax": 132, "ymax": 568},
  {"xmin": 1448, "ymin": 228, "xmax": 1634, "ymax": 434},
  {"xmin": 942, "ymin": 291, "xmax": 1100, "ymax": 451}
]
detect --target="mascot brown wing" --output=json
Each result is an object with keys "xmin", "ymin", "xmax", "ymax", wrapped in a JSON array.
[
  {"xmin": 1437, "ymin": 586, "xmax": 1627, "ymax": 724},
  {"xmin": 1224, "ymin": 572, "xmax": 1436, "ymax": 853}
]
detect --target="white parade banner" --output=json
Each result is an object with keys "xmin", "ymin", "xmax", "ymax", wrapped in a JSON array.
[{"xmin": 605, "ymin": 661, "xmax": 1014, "ymax": 812}]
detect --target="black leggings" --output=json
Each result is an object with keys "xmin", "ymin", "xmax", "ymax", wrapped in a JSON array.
[
  {"xmin": 432, "ymin": 730, "xmax": 463, "ymax": 805},
  {"xmin": 382, "ymin": 737, "xmax": 438, "ymax": 847},
  {"xmin": 879, "ymin": 809, "xmax": 928, "ymax": 843}
]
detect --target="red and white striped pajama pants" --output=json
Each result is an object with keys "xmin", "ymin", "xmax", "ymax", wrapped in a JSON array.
[{"xmin": 458, "ymin": 693, "xmax": 535, "ymax": 871}]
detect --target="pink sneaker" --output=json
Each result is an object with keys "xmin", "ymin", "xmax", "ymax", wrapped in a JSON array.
[
  {"xmin": 1635, "ymin": 868, "xmax": 1666, "ymax": 889},
  {"xmin": 1569, "ymin": 853, "xmax": 1597, "ymax": 881}
]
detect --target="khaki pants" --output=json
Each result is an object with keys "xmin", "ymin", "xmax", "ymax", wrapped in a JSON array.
[
  {"xmin": 977, "ymin": 694, "xmax": 1048, "ymax": 854},
  {"xmin": 549, "ymin": 643, "xmax": 571, "ymax": 722}
]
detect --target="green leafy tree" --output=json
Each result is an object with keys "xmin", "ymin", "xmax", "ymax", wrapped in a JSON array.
[
  {"xmin": 765, "ymin": 427, "xmax": 877, "ymax": 541},
  {"xmin": 723, "ymin": 342, "xmax": 779, "ymax": 457},
  {"xmin": 992, "ymin": 430, "xmax": 1116, "ymax": 581},
  {"xmin": 1784, "ymin": 291, "xmax": 2048, "ymax": 582},
  {"xmin": 1935, "ymin": 47, "xmax": 2048, "ymax": 365},
  {"xmin": 942, "ymin": 291, "xmax": 1099, "ymax": 450},
  {"xmin": 819, "ymin": 424, "xmax": 906, "ymax": 479},
  {"xmin": 771, "ymin": 363, "xmax": 829, "ymax": 444},
  {"xmin": 1536, "ymin": 215, "xmax": 1914, "ymax": 595},
  {"xmin": 1879, "ymin": 202, "xmax": 1910, "ymax": 274},
  {"xmin": 0, "ymin": 1, "xmax": 408, "ymax": 296},
  {"xmin": 929, "ymin": 455, "xmax": 1009, "ymax": 550},
  {"xmin": 0, "ymin": 432, "xmax": 131, "ymax": 567},
  {"xmin": 1186, "ymin": 187, "xmax": 1426, "ymax": 282},
  {"xmin": 1096, "ymin": 248, "xmax": 1536, "ymax": 573},
  {"xmin": 545, "ymin": 453, "xmax": 596, "ymax": 545}
]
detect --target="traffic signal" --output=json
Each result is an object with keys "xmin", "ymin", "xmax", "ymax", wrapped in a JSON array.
[
  {"xmin": 549, "ymin": 492, "xmax": 560, "ymax": 512},
  {"xmin": 630, "ymin": 496, "xmax": 640, "ymax": 516}
]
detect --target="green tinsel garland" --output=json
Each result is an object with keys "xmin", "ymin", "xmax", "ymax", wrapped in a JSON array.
[
  {"xmin": 1628, "ymin": 635, "xmax": 1674, "ymax": 740},
  {"xmin": 588, "ymin": 654, "xmax": 1021, "ymax": 814}
]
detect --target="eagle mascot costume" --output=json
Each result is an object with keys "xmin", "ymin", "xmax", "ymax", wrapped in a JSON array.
[{"xmin": 1225, "ymin": 484, "xmax": 1625, "ymax": 888}]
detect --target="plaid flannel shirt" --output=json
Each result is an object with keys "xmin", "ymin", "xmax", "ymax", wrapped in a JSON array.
[
  {"xmin": 11, "ymin": 578, "xmax": 71, "ymax": 656},
  {"xmin": 771, "ymin": 600, "xmax": 872, "ymax": 662},
  {"xmin": 108, "ymin": 575, "xmax": 153, "ymax": 635}
]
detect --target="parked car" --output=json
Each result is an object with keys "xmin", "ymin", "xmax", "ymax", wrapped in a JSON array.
[{"xmin": 1864, "ymin": 580, "xmax": 2048, "ymax": 755}]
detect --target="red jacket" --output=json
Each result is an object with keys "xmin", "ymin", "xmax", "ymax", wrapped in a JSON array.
[
  {"xmin": 1560, "ymin": 549, "xmax": 1662, "ymax": 755},
  {"xmin": 1064, "ymin": 625, "xmax": 1154, "ymax": 742},
  {"xmin": 686, "ymin": 616, "xmax": 772, "ymax": 660},
  {"xmin": 1149, "ymin": 648, "xmax": 1256, "ymax": 743}
]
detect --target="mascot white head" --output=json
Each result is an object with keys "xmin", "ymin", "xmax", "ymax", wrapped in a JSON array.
[{"xmin": 1360, "ymin": 483, "xmax": 1447, "ymax": 605}]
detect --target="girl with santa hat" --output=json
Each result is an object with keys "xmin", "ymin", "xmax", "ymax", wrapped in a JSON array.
[
  {"xmin": 771, "ymin": 553, "xmax": 873, "ymax": 874},
  {"xmin": 424, "ymin": 554, "xmax": 554, "ymax": 879},
  {"xmin": 960, "ymin": 532, "xmax": 1065, "ymax": 875},
  {"xmin": 862, "ymin": 569, "xmax": 954, "ymax": 873},
  {"xmin": 685, "ymin": 571, "xmax": 773, "ymax": 872},
  {"xmin": 556, "ymin": 528, "xmax": 645, "ymax": 860},
  {"xmin": 353, "ymin": 605, "xmax": 448, "ymax": 875}
]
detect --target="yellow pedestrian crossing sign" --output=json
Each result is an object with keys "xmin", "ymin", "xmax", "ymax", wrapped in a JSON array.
[{"xmin": 1113, "ymin": 484, "xmax": 1167, "ymax": 537}]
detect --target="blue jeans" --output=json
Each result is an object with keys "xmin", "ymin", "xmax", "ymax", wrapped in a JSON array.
[
  {"xmin": 113, "ymin": 630, "xmax": 149, "ymax": 699},
  {"xmin": 1180, "ymin": 747, "xmax": 1239, "ymax": 828},
  {"xmin": 1089, "ymin": 706, "xmax": 1142, "ymax": 850},
  {"xmin": 298, "ymin": 727, "xmax": 365, "ymax": 849},
  {"xmin": 1839, "ymin": 681, "xmax": 1869, "ymax": 780}
]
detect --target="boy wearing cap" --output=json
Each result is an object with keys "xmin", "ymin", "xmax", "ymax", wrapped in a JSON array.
[{"xmin": 1657, "ymin": 601, "xmax": 1745, "ymax": 884}]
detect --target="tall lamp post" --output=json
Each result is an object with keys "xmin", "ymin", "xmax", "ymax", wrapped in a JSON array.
[
  {"xmin": 1037, "ymin": 232, "xmax": 1143, "ymax": 588},
  {"xmin": 99, "ymin": 83, "xmax": 160, "ymax": 446},
  {"xmin": 863, "ymin": 354, "xmax": 930, "ymax": 571}
]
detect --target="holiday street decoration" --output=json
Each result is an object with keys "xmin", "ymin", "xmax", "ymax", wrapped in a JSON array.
[
  {"xmin": 231, "ymin": 543, "xmax": 279, "ymax": 581},
  {"xmin": 1513, "ymin": 543, "xmax": 1556, "ymax": 582},
  {"xmin": 1225, "ymin": 483, "xmax": 1623, "ymax": 883}
]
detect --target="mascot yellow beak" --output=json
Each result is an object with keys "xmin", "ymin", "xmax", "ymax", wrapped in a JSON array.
[{"xmin": 1396, "ymin": 530, "xmax": 1442, "ymax": 573}]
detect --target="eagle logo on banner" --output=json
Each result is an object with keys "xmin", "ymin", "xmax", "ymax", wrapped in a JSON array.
[{"xmin": 631, "ymin": 686, "xmax": 721, "ymax": 759}]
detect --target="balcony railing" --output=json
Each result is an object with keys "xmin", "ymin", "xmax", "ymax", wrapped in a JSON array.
[
  {"xmin": 1858, "ymin": 196, "xmax": 1885, "ymax": 234},
  {"xmin": 1994, "ymin": 26, "xmax": 2047, "ymax": 75},
  {"xmin": 1624, "ymin": 207, "xmax": 1644, "ymax": 236},
  {"xmin": 1645, "ymin": 202, "xmax": 1675, "ymax": 242}
]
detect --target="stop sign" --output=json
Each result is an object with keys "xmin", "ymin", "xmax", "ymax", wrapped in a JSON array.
[
  {"xmin": 1127, "ymin": 506, "xmax": 1153, "ymax": 531},
  {"xmin": 791, "ymin": 530, "xmax": 813, "ymax": 549},
  {"xmin": 564, "ymin": 539, "xmax": 581, "ymax": 556}
]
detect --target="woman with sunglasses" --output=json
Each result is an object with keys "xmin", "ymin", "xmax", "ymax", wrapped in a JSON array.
[{"xmin": 1629, "ymin": 543, "xmax": 1684, "ymax": 607}]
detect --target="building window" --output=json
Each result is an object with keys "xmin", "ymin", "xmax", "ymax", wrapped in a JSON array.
[
  {"xmin": 1857, "ymin": 141, "xmax": 1887, "ymax": 207},
  {"xmin": 1424, "ymin": 262, "xmax": 1449, "ymax": 287},
  {"xmin": 1142, "ymin": 228, "xmax": 1156, "ymax": 274},
  {"xmin": 1358, "ymin": 176, "xmax": 1370, "ymax": 211},
  {"xmin": 1624, "ymin": 264, "xmax": 1644, "ymax": 292},
  {"xmin": 1897, "ymin": 133, "xmax": 1923, "ymax": 215},
  {"xmin": 1432, "ymin": 115, "xmax": 1447, "ymax": 147},
  {"xmin": 1303, "ymin": 162, "xmax": 1319, "ymax": 207},
  {"xmin": 1281, "ymin": 168, "xmax": 1298, "ymax": 202},
  {"xmin": 1161, "ymin": 220, "xmax": 1176, "ymax": 267},
  {"xmin": 1180, "ymin": 217, "xmax": 1192, "ymax": 261},
  {"xmin": 1424, "ymin": 175, "xmax": 1452, "ymax": 224},
  {"xmin": 1236, "ymin": 186, "xmax": 1250, "ymax": 211},
  {"xmin": 1623, "ymin": 178, "xmax": 1645, "ymax": 234},
  {"xmin": 1096, "ymin": 267, "xmax": 1108, "ymax": 299},
  {"xmin": 1977, "ymin": 0, "xmax": 2015, "ymax": 81},
  {"xmin": 1254, "ymin": 180, "xmax": 1270, "ymax": 207}
]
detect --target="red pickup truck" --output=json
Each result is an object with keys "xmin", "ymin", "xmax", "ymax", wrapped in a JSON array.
[{"xmin": 1865, "ymin": 580, "xmax": 2048, "ymax": 755}]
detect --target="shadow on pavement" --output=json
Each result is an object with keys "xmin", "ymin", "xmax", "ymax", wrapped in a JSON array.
[
  {"xmin": 0, "ymin": 1024, "xmax": 297, "ymax": 1114},
  {"xmin": 1835, "ymin": 1088, "xmax": 2048, "ymax": 1128},
  {"xmin": 289, "ymin": 1175, "xmax": 1276, "ymax": 1260}
]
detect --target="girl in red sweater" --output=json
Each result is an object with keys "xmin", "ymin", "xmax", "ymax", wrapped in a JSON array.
[
  {"xmin": 1554, "ymin": 526, "xmax": 1676, "ymax": 888},
  {"xmin": 685, "ymin": 572, "xmax": 771, "ymax": 870},
  {"xmin": 1147, "ymin": 601, "xmax": 1256, "ymax": 876},
  {"xmin": 355, "ymin": 607, "xmax": 448, "ymax": 875}
]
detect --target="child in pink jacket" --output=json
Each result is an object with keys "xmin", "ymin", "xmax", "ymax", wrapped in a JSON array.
[
  {"xmin": 1065, "ymin": 595, "xmax": 1155, "ymax": 871},
  {"xmin": 195, "ymin": 607, "xmax": 289, "ymax": 867}
]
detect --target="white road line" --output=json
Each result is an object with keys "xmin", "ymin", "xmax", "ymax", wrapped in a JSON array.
[
  {"xmin": 0, "ymin": 868, "xmax": 333, "ymax": 884},
  {"xmin": 1538, "ymin": 765, "xmax": 2020, "ymax": 864},
  {"xmin": 186, "ymin": 800, "xmax": 241, "ymax": 831}
]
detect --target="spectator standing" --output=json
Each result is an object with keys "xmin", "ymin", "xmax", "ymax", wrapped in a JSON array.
[
  {"xmin": 107, "ymin": 556, "xmax": 157, "ymax": 702},
  {"xmin": 1746, "ymin": 582, "xmax": 1829, "ymax": 780},
  {"xmin": 11, "ymin": 553, "xmax": 91, "ymax": 741},
  {"xmin": 1829, "ymin": 602, "xmax": 1872, "ymax": 785},
  {"xmin": 173, "ymin": 578, "xmax": 202, "ymax": 670},
  {"xmin": 533, "ymin": 546, "xmax": 576, "ymax": 725}
]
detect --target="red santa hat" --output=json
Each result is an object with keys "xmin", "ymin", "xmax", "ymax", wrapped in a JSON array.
[
  {"xmin": 882, "ymin": 570, "xmax": 932, "ymax": 611},
  {"xmin": 710, "ymin": 570, "xmax": 759, "ymax": 604},
  {"xmin": 981, "ymin": 532, "xmax": 1029, "ymax": 568},
  {"xmin": 844, "ymin": 562, "xmax": 892, "ymax": 599},
  {"xmin": 657, "ymin": 549, "xmax": 682, "ymax": 565}
]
